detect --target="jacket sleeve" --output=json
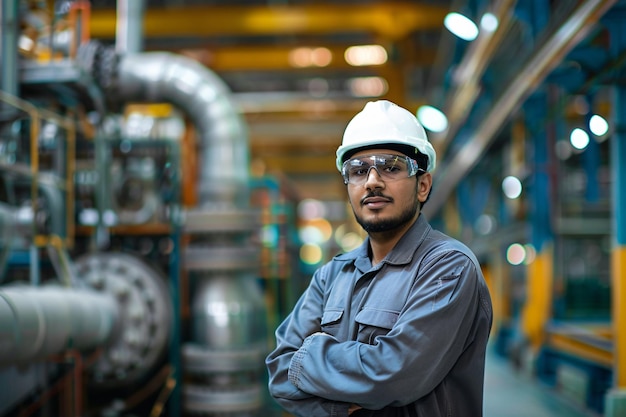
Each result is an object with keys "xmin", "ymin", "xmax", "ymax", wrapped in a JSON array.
[
  {"xmin": 265, "ymin": 266, "xmax": 352, "ymax": 417},
  {"xmin": 287, "ymin": 250, "xmax": 485, "ymax": 410}
]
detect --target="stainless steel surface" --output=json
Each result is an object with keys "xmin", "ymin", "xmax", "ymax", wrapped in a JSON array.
[
  {"xmin": 190, "ymin": 275, "xmax": 266, "ymax": 349},
  {"xmin": 183, "ymin": 383, "xmax": 263, "ymax": 415},
  {"xmin": 183, "ymin": 343, "xmax": 265, "ymax": 375},
  {"xmin": 0, "ymin": 285, "xmax": 118, "ymax": 367}
]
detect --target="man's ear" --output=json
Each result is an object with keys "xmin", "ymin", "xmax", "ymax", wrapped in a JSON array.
[{"xmin": 417, "ymin": 173, "xmax": 432, "ymax": 203}]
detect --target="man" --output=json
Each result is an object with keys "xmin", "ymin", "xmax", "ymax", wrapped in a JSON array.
[{"xmin": 265, "ymin": 100, "xmax": 493, "ymax": 417}]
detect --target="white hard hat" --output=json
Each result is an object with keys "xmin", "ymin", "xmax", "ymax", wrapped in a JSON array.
[{"xmin": 336, "ymin": 100, "xmax": 437, "ymax": 172}]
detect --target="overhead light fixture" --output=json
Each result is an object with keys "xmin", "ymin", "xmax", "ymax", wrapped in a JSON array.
[
  {"xmin": 480, "ymin": 13, "xmax": 499, "ymax": 32},
  {"xmin": 344, "ymin": 45, "xmax": 388, "ymax": 66},
  {"xmin": 347, "ymin": 76, "xmax": 388, "ymax": 97},
  {"xmin": 589, "ymin": 114, "xmax": 609, "ymax": 137},
  {"xmin": 502, "ymin": 175, "xmax": 522, "ymax": 199},
  {"xmin": 289, "ymin": 47, "xmax": 332, "ymax": 68},
  {"xmin": 570, "ymin": 128, "xmax": 590, "ymax": 150},
  {"xmin": 506, "ymin": 243, "xmax": 526, "ymax": 266},
  {"xmin": 416, "ymin": 105, "xmax": 448, "ymax": 132},
  {"xmin": 444, "ymin": 12, "xmax": 479, "ymax": 41}
]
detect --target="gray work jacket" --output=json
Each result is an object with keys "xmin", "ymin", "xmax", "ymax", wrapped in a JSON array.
[{"xmin": 266, "ymin": 215, "xmax": 493, "ymax": 417}]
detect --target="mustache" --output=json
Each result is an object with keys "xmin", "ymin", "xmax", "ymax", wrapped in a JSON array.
[{"xmin": 360, "ymin": 190, "xmax": 393, "ymax": 205}]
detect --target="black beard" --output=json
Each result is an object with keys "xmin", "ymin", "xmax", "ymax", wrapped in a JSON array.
[{"xmin": 354, "ymin": 193, "xmax": 419, "ymax": 234}]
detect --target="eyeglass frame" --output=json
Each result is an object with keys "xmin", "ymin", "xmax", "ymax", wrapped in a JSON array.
[{"xmin": 341, "ymin": 153, "xmax": 426, "ymax": 185}]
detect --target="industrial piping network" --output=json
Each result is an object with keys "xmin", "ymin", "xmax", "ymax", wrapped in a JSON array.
[{"xmin": 0, "ymin": 0, "xmax": 266, "ymax": 414}]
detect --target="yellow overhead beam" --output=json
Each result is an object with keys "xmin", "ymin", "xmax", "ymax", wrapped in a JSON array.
[
  {"xmin": 180, "ymin": 44, "xmax": 436, "ymax": 72},
  {"xmin": 90, "ymin": 3, "xmax": 448, "ymax": 41}
]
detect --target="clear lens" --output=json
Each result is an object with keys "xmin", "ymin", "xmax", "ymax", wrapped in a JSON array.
[{"xmin": 342, "ymin": 154, "xmax": 419, "ymax": 184}]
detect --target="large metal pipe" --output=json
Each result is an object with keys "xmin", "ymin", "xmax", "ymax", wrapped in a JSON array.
[
  {"xmin": 112, "ymin": 52, "xmax": 250, "ymax": 207},
  {"xmin": 106, "ymin": 51, "xmax": 265, "ymax": 414},
  {"xmin": 0, "ymin": 285, "xmax": 118, "ymax": 367}
]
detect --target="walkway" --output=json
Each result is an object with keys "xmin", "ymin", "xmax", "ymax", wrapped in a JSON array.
[{"xmin": 484, "ymin": 350, "xmax": 599, "ymax": 417}]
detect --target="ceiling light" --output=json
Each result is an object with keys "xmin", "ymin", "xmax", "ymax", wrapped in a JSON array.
[
  {"xmin": 311, "ymin": 47, "xmax": 332, "ymax": 67},
  {"xmin": 589, "ymin": 114, "xmax": 609, "ymax": 137},
  {"xmin": 347, "ymin": 76, "xmax": 388, "ymax": 97},
  {"xmin": 417, "ymin": 105, "xmax": 448, "ymax": 132},
  {"xmin": 344, "ymin": 45, "xmax": 388, "ymax": 66},
  {"xmin": 444, "ymin": 12, "xmax": 479, "ymax": 41},
  {"xmin": 480, "ymin": 13, "xmax": 499, "ymax": 32},
  {"xmin": 506, "ymin": 243, "xmax": 526, "ymax": 265},
  {"xmin": 570, "ymin": 128, "xmax": 590, "ymax": 150},
  {"xmin": 502, "ymin": 175, "xmax": 522, "ymax": 199},
  {"xmin": 289, "ymin": 47, "xmax": 332, "ymax": 68}
]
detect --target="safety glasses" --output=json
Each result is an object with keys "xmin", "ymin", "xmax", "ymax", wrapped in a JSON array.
[{"xmin": 341, "ymin": 153, "xmax": 422, "ymax": 185}]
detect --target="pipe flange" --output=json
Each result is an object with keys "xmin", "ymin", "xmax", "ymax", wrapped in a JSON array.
[
  {"xmin": 182, "ymin": 343, "xmax": 264, "ymax": 375},
  {"xmin": 74, "ymin": 252, "xmax": 172, "ymax": 387},
  {"xmin": 183, "ymin": 383, "xmax": 262, "ymax": 414}
]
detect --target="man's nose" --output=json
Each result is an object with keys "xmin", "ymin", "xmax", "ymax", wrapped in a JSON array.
[{"xmin": 364, "ymin": 166, "xmax": 384, "ymax": 187}]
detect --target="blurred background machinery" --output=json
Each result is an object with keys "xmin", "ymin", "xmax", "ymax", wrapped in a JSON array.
[
  {"xmin": 2, "ymin": 0, "xmax": 626, "ymax": 416},
  {"xmin": 0, "ymin": 0, "xmax": 272, "ymax": 416}
]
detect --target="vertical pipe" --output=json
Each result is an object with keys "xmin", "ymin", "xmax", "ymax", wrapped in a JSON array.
[
  {"xmin": 1, "ymin": 0, "xmax": 19, "ymax": 101},
  {"xmin": 605, "ymin": 9, "xmax": 626, "ymax": 416},
  {"xmin": 115, "ymin": 0, "xmax": 146, "ymax": 54}
]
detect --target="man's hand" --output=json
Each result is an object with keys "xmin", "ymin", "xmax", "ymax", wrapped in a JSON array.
[{"xmin": 348, "ymin": 404, "xmax": 362, "ymax": 415}]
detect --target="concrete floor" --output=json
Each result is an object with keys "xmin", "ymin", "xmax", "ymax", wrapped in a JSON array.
[{"xmin": 484, "ymin": 350, "xmax": 599, "ymax": 417}]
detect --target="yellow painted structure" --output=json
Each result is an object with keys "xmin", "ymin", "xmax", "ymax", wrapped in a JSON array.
[
  {"xmin": 89, "ymin": 3, "xmax": 448, "ymax": 40},
  {"xmin": 613, "ymin": 246, "xmax": 626, "ymax": 387},
  {"xmin": 521, "ymin": 247, "xmax": 554, "ymax": 350}
]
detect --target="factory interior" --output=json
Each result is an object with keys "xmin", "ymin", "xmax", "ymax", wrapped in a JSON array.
[{"xmin": 1, "ymin": 0, "xmax": 626, "ymax": 416}]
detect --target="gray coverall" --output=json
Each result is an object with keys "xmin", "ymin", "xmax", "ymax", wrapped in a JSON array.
[{"xmin": 266, "ymin": 214, "xmax": 493, "ymax": 417}]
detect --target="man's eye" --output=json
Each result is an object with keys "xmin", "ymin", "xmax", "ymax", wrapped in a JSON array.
[
  {"xmin": 353, "ymin": 168, "xmax": 369, "ymax": 176},
  {"xmin": 383, "ymin": 165, "xmax": 400, "ymax": 173}
]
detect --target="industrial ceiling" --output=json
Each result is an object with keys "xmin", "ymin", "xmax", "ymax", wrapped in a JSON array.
[{"xmin": 85, "ymin": 0, "xmax": 620, "ymax": 214}]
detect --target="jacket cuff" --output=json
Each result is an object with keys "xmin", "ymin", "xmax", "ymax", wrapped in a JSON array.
[{"xmin": 288, "ymin": 333, "xmax": 315, "ymax": 388}]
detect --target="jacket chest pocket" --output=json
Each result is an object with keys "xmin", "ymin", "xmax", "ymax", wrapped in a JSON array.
[
  {"xmin": 355, "ymin": 308, "xmax": 399, "ymax": 345},
  {"xmin": 320, "ymin": 309, "xmax": 344, "ymax": 338}
]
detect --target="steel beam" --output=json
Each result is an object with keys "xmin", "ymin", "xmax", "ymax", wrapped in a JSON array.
[
  {"xmin": 90, "ymin": 3, "xmax": 448, "ymax": 40},
  {"xmin": 434, "ymin": 0, "xmax": 518, "ymax": 155},
  {"xmin": 423, "ymin": 0, "xmax": 617, "ymax": 219}
]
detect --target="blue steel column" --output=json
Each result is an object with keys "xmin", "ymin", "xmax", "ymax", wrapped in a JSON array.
[
  {"xmin": 1, "ymin": 0, "xmax": 19, "ymax": 102},
  {"xmin": 521, "ymin": 92, "xmax": 554, "ymax": 352},
  {"xmin": 605, "ymin": 9, "xmax": 626, "ymax": 416}
]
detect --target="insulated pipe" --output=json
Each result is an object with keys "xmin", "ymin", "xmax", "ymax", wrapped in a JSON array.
[
  {"xmin": 104, "ymin": 49, "xmax": 263, "ymax": 413},
  {"xmin": 115, "ymin": 0, "xmax": 145, "ymax": 54},
  {"xmin": 0, "ymin": 285, "xmax": 118, "ymax": 367},
  {"xmin": 112, "ymin": 52, "xmax": 250, "ymax": 206}
]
